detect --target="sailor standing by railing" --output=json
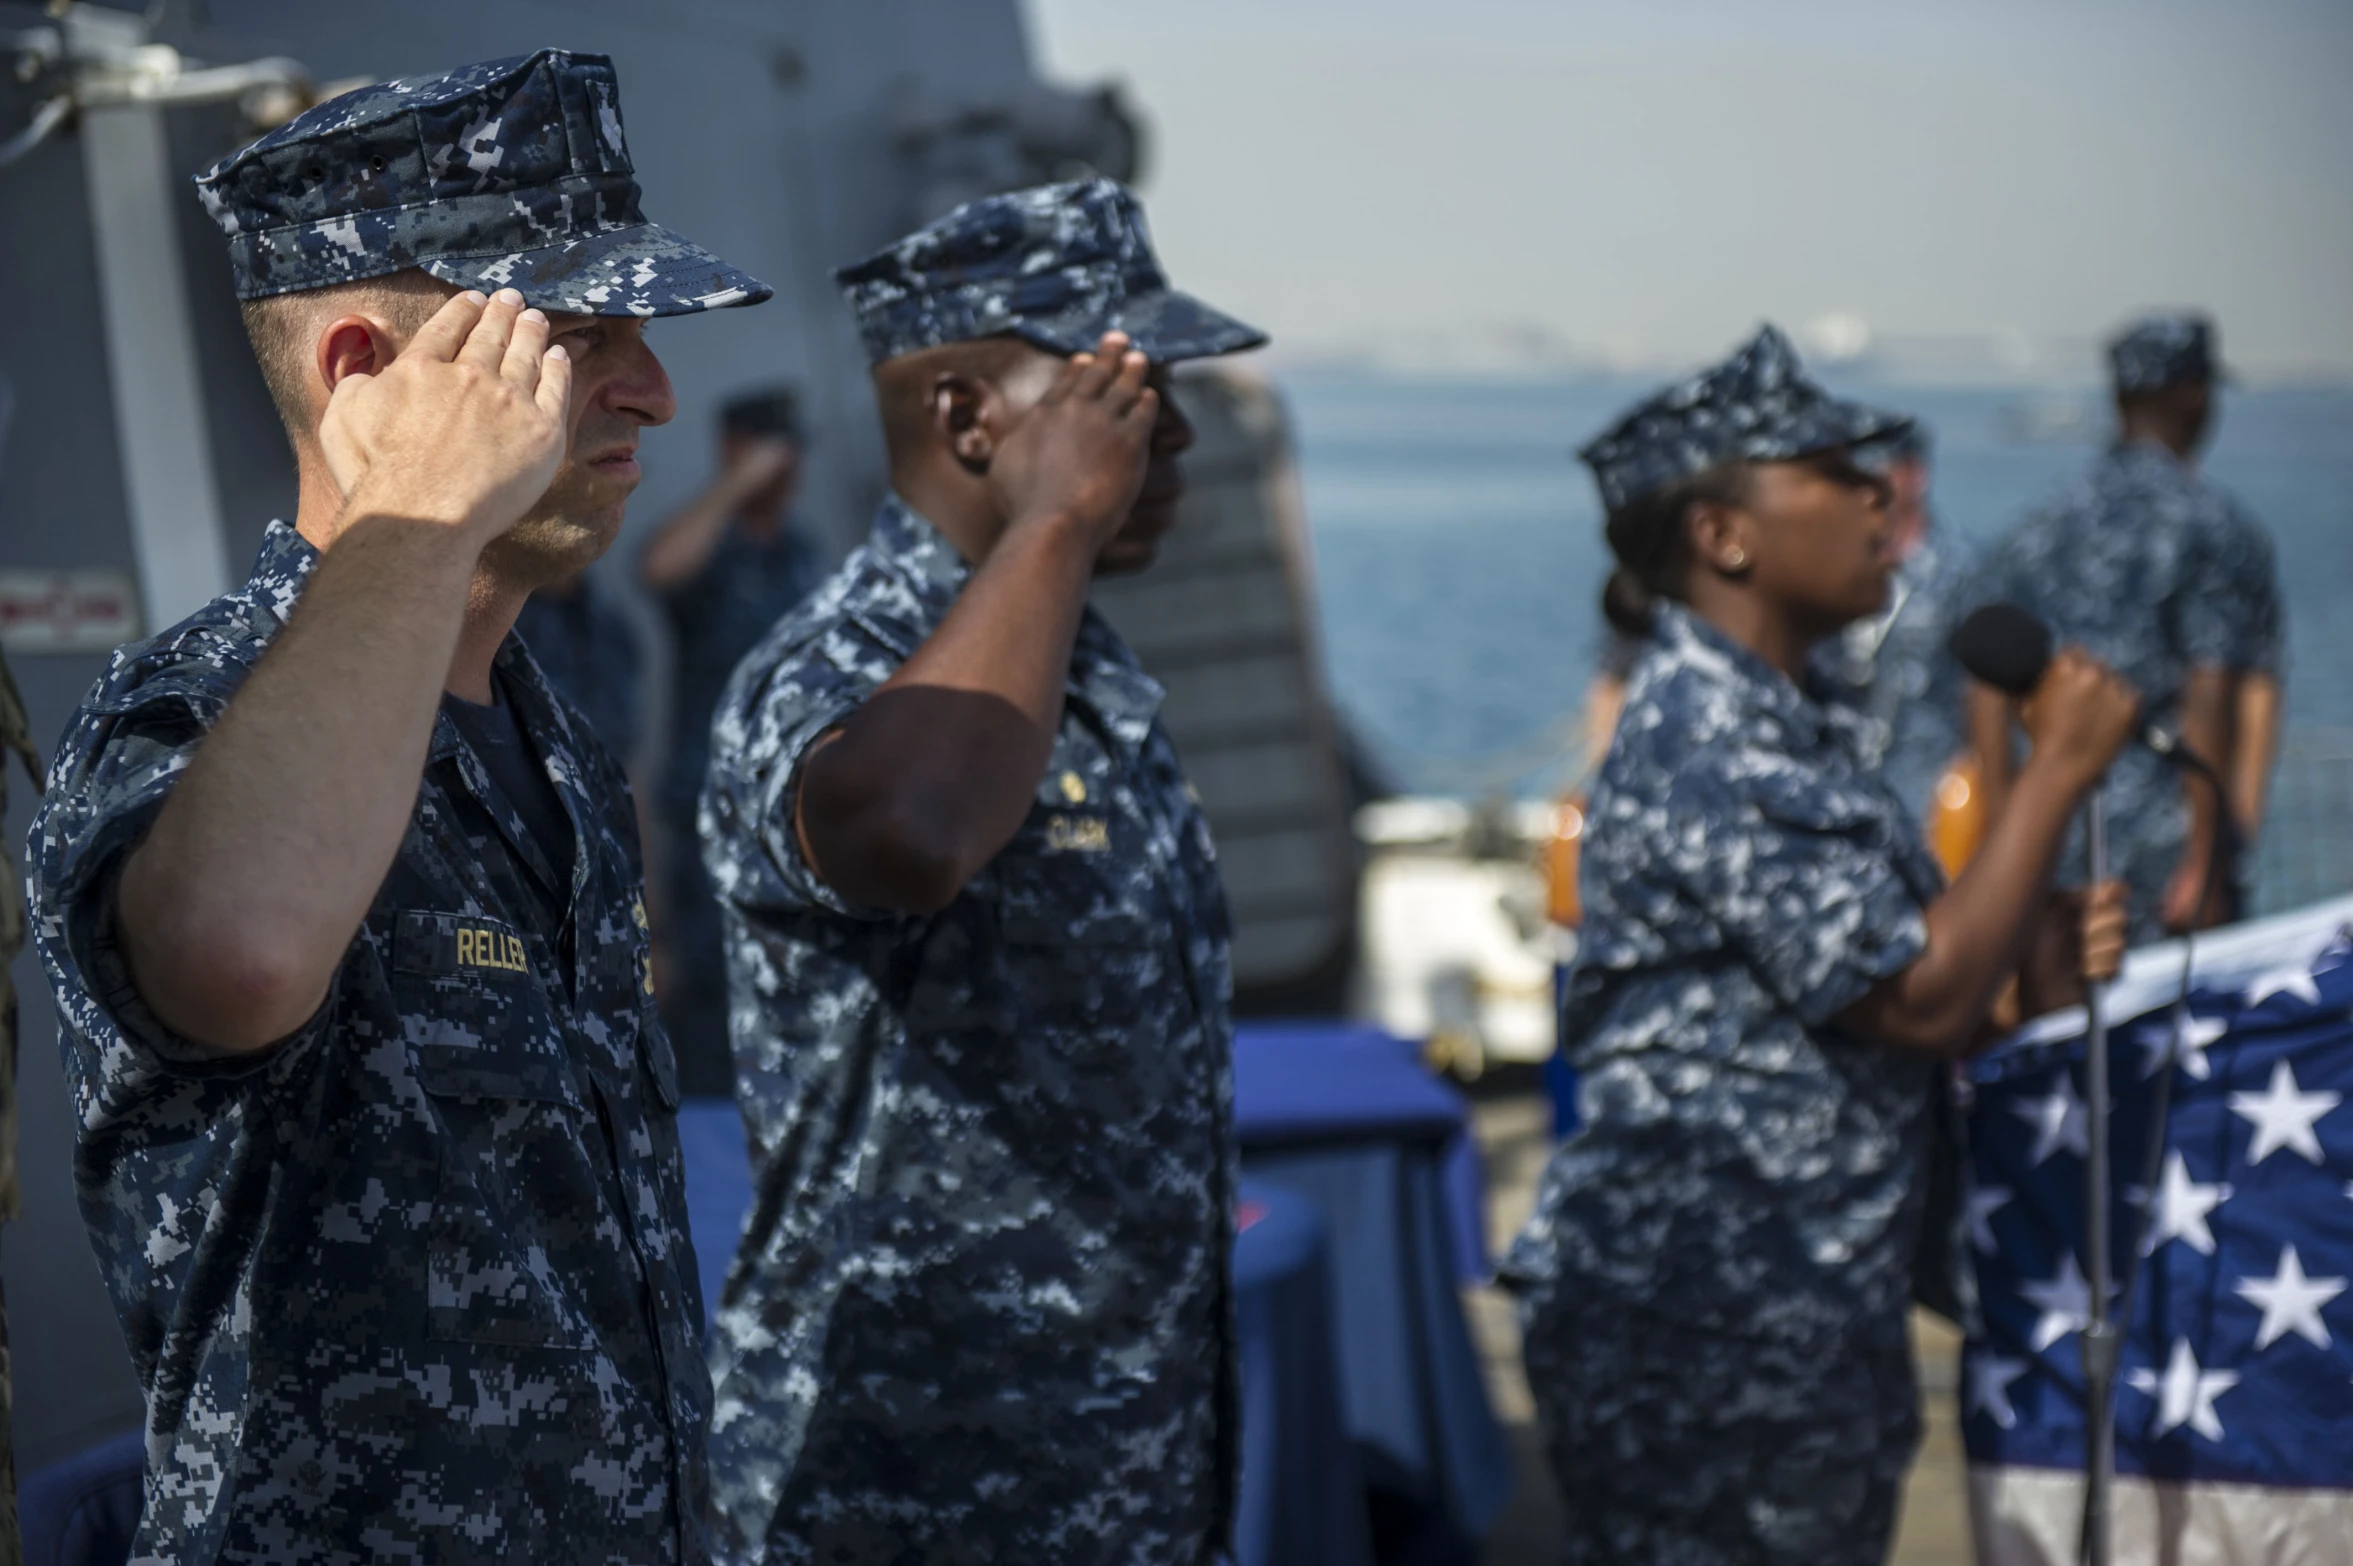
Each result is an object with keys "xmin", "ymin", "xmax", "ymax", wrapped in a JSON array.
[{"xmin": 1965, "ymin": 313, "xmax": 2285, "ymax": 940}]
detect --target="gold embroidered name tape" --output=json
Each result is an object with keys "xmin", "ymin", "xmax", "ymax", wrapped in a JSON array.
[
  {"xmin": 1046, "ymin": 814, "xmax": 1110, "ymax": 853},
  {"xmin": 455, "ymin": 925, "xmax": 531, "ymax": 975}
]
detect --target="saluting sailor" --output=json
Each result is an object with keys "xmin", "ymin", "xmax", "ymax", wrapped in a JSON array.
[
  {"xmin": 29, "ymin": 50, "xmax": 767, "ymax": 1563},
  {"xmin": 698, "ymin": 180, "xmax": 1263, "ymax": 1564},
  {"xmin": 1502, "ymin": 326, "xmax": 2138, "ymax": 1565}
]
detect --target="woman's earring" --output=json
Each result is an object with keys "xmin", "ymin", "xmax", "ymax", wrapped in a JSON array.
[{"xmin": 1723, "ymin": 547, "xmax": 1748, "ymax": 570}]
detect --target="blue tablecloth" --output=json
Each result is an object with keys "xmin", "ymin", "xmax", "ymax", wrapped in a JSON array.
[
  {"xmin": 1230, "ymin": 1023, "xmax": 1513, "ymax": 1555},
  {"xmin": 677, "ymin": 1098, "xmax": 753, "ymax": 1325},
  {"xmin": 1233, "ymin": 1179, "xmax": 1375, "ymax": 1566},
  {"xmin": 1231, "ymin": 1021, "xmax": 1489, "ymax": 1282},
  {"xmin": 20, "ymin": 1426, "xmax": 142, "ymax": 1566}
]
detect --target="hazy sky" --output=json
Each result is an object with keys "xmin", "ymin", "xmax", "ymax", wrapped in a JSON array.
[{"xmin": 1024, "ymin": 0, "xmax": 2353, "ymax": 378}]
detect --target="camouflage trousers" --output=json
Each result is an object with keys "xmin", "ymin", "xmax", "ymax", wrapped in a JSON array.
[{"xmin": 1517, "ymin": 1283, "xmax": 1920, "ymax": 1566}]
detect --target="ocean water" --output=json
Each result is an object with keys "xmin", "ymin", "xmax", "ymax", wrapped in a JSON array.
[{"xmin": 1282, "ymin": 372, "xmax": 2353, "ymax": 907}]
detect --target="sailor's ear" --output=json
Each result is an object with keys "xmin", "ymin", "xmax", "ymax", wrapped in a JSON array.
[
  {"xmin": 932, "ymin": 372, "xmax": 994, "ymax": 469},
  {"xmin": 316, "ymin": 314, "xmax": 399, "ymax": 393},
  {"xmin": 1685, "ymin": 494, "xmax": 1757, "ymax": 579}
]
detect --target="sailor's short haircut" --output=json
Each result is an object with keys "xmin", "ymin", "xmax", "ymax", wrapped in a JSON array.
[{"xmin": 239, "ymin": 269, "xmax": 456, "ymax": 447}]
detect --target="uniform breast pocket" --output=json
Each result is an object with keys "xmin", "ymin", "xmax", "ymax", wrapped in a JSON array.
[
  {"xmin": 393, "ymin": 910, "xmax": 598, "ymax": 1350},
  {"xmin": 995, "ymin": 821, "xmax": 1170, "ymax": 1035}
]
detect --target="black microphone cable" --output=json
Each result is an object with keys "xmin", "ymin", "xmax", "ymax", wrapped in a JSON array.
[{"xmin": 2108, "ymin": 747, "xmax": 2233, "ymax": 1353}]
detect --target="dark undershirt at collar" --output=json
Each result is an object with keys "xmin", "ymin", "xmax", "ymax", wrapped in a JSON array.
[{"xmin": 443, "ymin": 677, "xmax": 578, "ymax": 958}]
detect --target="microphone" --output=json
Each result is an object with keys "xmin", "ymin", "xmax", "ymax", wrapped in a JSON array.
[
  {"xmin": 1946, "ymin": 603, "xmax": 2050, "ymax": 698},
  {"xmin": 1949, "ymin": 604, "xmax": 2210, "ymax": 776}
]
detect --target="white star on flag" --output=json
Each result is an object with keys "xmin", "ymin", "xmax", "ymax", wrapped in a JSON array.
[
  {"xmin": 2245, "ymin": 964, "xmax": 2323, "ymax": 1009},
  {"xmin": 2234, "ymin": 1244, "xmax": 2346, "ymax": 1351},
  {"xmin": 2228, "ymin": 1059, "xmax": 2341, "ymax": 1166},
  {"xmin": 2021, "ymin": 1251, "xmax": 2099, "ymax": 1352},
  {"xmin": 2127, "ymin": 1338, "xmax": 2239, "ymax": 1441},
  {"xmin": 1965, "ymin": 1183, "xmax": 2012, "ymax": 1256},
  {"xmin": 2136, "ymin": 1011, "xmax": 2230, "ymax": 1081},
  {"xmin": 1968, "ymin": 1353, "xmax": 2029, "ymax": 1429},
  {"xmin": 2013, "ymin": 1072, "xmax": 2089, "ymax": 1166},
  {"xmin": 2137, "ymin": 1151, "xmax": 2231, "ymax": 1256}
]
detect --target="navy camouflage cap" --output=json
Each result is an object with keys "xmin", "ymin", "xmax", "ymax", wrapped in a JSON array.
[
  {"xmin": 2108, "ymin": 312, "xmax": 2226, "ymax": 394},
  {"xmin": 195, "ymin": 49, "xmax": 770, "ymax": 317},
  {"xmin": 1578, "ymin": 324, "xmax": 1913, "ymax": 512},
  {"xmin": 834, "ymin": 178, "xmax": 1266, "ymax": 366}
]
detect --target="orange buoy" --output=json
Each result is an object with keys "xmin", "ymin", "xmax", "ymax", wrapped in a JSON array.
[
  {"xmin": 1545, "ymin": 794, "xmax": 1587, "ymax": 928},
  {"xmin": 1925, "ymin": 753, "xmax": 1987, "ymax": 881}
]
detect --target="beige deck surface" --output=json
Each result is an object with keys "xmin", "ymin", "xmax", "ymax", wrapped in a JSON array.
[{"xmin": 1467, "ymin": 1092, "xmax": 1973, "ymax": 1566}]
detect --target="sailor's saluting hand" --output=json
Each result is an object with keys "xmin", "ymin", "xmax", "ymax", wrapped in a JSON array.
[
  {"xmin": 319, "ymin": 286, "xmax": 575, "ymax": 545},
  {"xmin": 986, "ymin": 330, "xmax": 1159, "ymax": 551}
]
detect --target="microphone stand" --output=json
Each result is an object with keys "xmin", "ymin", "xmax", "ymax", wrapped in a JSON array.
[
  {"xmin": 2084, "ymin": 745, "xmax": 2236, "ymax": 1566},
  {"xmin": 2079, "ymin": 787, "xmax": 2118, "ymax": 1566}
]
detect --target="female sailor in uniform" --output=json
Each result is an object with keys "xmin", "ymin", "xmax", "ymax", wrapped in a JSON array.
[{"xmin": 1501, "ymin": 326, "xmax": 2136, "ymax": 1565}]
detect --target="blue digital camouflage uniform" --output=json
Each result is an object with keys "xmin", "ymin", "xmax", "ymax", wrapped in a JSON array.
[
  {"xmin": 658, "ymin": 523, "xmax": 825, "ymax": 829},
  {"xmin": 517, "ymin": 571, "xmax": 645, "ymax": 761},
  {"xmin": 832, "ymin": 178, "xmax": 1265, "ymax": 365},
  {"xmin": 1820, "ymin": 526, "xmax": 1972, "ymax": 822},
  {"xmin": 24, "ymin": 48, "xmax": 769, "ymax": 1564},
  {"xmin": 655, "ymin": 521, "xmax": 823, "ymax": 1096},
  {"xmin": 30, "ymin": 525, "xmax": 708, "ymax": 1563},
  {"xmin": 702, "ymin": 499, "xmax": 1237, "ymax": 1564},
  {"xmin": 1507, "ymin": 329, "xmax": 1939, "ymax": 1565},
  {"xmin": 2107, "ymin": 311, "xmax": 2226, "ymax": 396},
  {"xmin": 1966, "ymin": 315, "xmax": 2281, "ymax": 940},
  {"xmin": 1576, "ymin": 325, "xmax": 1911, "ymax": 512},
  {"xmin": 1504, "ymin": 606, "xmax": 1946, "ymax": 1566},
  {"xmin": 196, "ymin": 50, "xmax": 769, "ymax": 314},
  {"xmin": 699, "ymin": 180, "xmax": 1264, "ymax": 1564}
]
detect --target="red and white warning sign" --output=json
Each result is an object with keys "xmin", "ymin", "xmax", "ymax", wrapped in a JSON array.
[{"xmin": 0, "ymin": 570, "xmax": 141, "ymax": 654}]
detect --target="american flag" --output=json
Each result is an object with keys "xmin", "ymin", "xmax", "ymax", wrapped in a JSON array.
[{"xmin": 1962, "ymin": 899, "xmax": 2353, "ymax": 1558}]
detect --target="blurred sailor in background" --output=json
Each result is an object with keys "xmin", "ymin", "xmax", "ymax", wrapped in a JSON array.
[
  {"xmin": 1500, "ymin": 326, "xmax": 2137, "ymax": 1566},
  {"xmin": 637, "ymin": 388, "xmax": 824, "ymax": 1092},
  {"xmin": 516, "ymin": 564, "xmax": 646, "ymax": 764},
  {"xmin": 1817, "ymin": 425, "xmax": 1974, "ymax": 832},
  {"xmin": 1966, "ymin": 311, "xmax": 2284, "ymax": 938},
  {"xmin": 698, "ymin": 180, "xmax": 1265, "ymax": 1563}
]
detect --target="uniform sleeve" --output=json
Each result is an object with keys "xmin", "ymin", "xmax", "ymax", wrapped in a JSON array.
[
  {"xmin": 1668, "ymin": 753, "xmax": 1931, "ymax": 1027},
  {"xmin": 35, "ymin": 680, "xmax": 334, "ymax": 1089},
  {"xmin": 700, "ymin": 623, "xmax": 893, "ymax": 923}
]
